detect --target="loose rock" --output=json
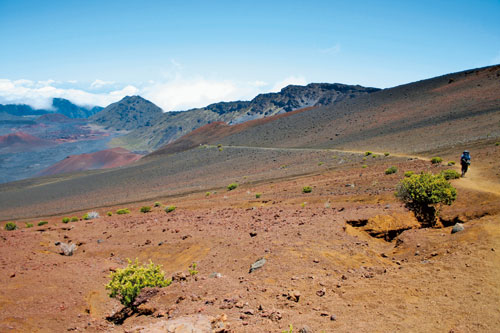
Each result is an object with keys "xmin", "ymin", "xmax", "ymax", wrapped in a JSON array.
[{"xmin": 451, "ymin": 223, "xmax": 464, "ymax": 234}]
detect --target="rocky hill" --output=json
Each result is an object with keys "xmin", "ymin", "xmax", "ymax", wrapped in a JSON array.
[
  {"xmin": 0, "ymin": 98, "xmax": 102, "ymax": 118},
  {"xmin": 109, "ymin": 83, "xmax": 379, "ymax": 152},
  {"xmin": 90, "ymin": 95, "xmax": 163, "ymax": 131}
]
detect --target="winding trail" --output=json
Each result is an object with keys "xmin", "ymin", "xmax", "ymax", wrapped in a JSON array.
[{"xmin": 220, "ymin": 144, "xmax": 500, "ymax": 197}]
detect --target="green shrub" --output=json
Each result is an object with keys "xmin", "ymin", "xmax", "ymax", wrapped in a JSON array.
[
  {"xmin": 227, "ymin": 183, "xmax": 238, "ymax": 191},
  {"xmin": 404, "ymin": 171, "xmax": 414, "ymax": 177},
  {"xmin": 441, "ymin": 169, "xmax": 461, "ymax": 180},
  {"xmin": 384, "ymin": 152, "xmax": 390, "ymax": 156},
  {"xmin": 302, "ymin": 186, "xmax": 312, "ymax": 193},
  {"xmin": 282, "ymin": 324, "xmax": 293, "ymax": 333},
  {"xmin": 82, "ymin": 213, "xmax": 89, "ymax": 220},
  {"xmin": 318, "ymin": 162, "xmax": 324, "ymax": 166},
  {"xmin": 205, "ymin": 192, "xmax": 210, "ymax": 196},
  {"xmin": 107, "ymin": 211, "xmax": 113, "ymax": 216},
  {"xmin": 116, "ymin": 208, "xmax": 130, "ymax": 215},
  {"xmin": 447, "ymin": 161, "xmax": 455, "ymax": 166},
  {"xmin": 255, "ymin": 193, "xmax": 262, "ymax": 198},
  {"xmin": 25, "ymin": 223, "xmax": 33, "ymax": 228},
  {"xmin": 140, "ymin": 206, "xmax": 152, "ymax": 213},
  {"xmin": 165, "ymin": 206, "xmax": 176, "ymax": 213},
  {"xmin": 430, "ymin": 157, "xmax": 443, "ymax": 164},
  {"xmin": 385, "ymin": 166, "xmax": 398, "ymax": 175},
  {"xmin": 4, "ymin": 222, "xmax": 17, "ymax": 231},
  {"xmin": 365, "ymin": 151, "xmax": 372, "ymax": 156},
  {"xmin": 71, "ymin": 217, "xmax": 79, "ymax": 222},
  {"xmin": 62, "ymin": 217, "xmax": 70, "ymax": 223},
  {"xmin": 188, "ymin": 262, "xmax": 198, "ymax": 276},
  {"xmin": 154, "ymin": 202, "xmax": 161, "ymax": 207},
  {"xmin": 218, "ymin": 147, "xmax": 223, "ymax": 152},
  {"xmin": 105, "ymin": 259, "xmax": 171, "ymax": 308},
  {"xmin": 217, "ymin": 144, "xmax": 222, "ymax": 148},
  {"xmin": 396, "ymin": 172, "xmax": 456, "ymax": 225},
  {"xmin": 362, "ymin": 165, "xmax": 368, "ymax": 168},
  {"xmin": 38, "ymin": 221, "xmax": 48, "ymax": 226},
  {"xmin": 496, "ymin": 142, "xmax": 499, "ymax": 146},
  {"xmin": 372, "ymin": 154, "xmax": 377, "ymax": 158}
]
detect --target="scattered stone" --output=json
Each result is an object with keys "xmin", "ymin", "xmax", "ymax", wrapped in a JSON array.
[
  {"xmin": 54, "ymin": 241, "xmax": 61, "ymax": 246},
  {"xmin": 431, "ymin": 252, "xmax": 438, "ymax": 257},
  {"xmin": 249, "ymin": 232, "xmax": 257, "ymax": 237},
  {"xmin": 249, "ymin": 258, "xmax": 266, "ymax": 273},
  {"xmin": 451, "ymin": 223, "xmax": 464, "ymax": 234},
  {"xmin": 313, "ymin": 258, "xmax": 319, "ymax": 263},
  {"xmin": 330, "ymin": 314, "xmax": 337, "ymax": 321},
  {"xmin": 172, "ymin": 272, "xmax": 188, "ymax": 282},
  {"xmin": 10, "ymin": 272, "xmax": 15, "ymax": 278},
  {"xmin": 158, "ymin": 241, "xmax": 163, "ymax": 246},
  {"xmin": 269, "ymin": 311, "xmax": 282, "ymax": 322},
  {"xmin": 209, "ymin": 272, "xmax": 222, "ymax": 278},
  {"xmin": 97, "ymin": 239, "xmax": 103, "ymax": 244},
  {"xmin": 415, "ymin": 251, "xmax": 420, "ymax": 256},
  {"xmin": 287, "ymin": 290, "xmax": 301, "ymax": 302},
  {"xmin": 316, "ymin": 288, "xmax": 326, "ymax": 297}
]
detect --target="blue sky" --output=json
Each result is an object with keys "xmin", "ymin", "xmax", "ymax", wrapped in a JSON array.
[{"xmin": 1, "ymin": 0, "xmax": 499, "ymax": 111}]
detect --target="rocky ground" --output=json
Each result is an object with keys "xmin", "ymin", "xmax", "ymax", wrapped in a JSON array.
[{"xmin": 1, "ymin": 141, "xmax": 499, "ymax": 332}]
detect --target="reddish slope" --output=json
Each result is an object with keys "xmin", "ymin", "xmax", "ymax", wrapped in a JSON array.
[
  {"xmin": 38, "ymin": 147, "xmax": 142, "ymax": 176},
  {"xmin": 0, "ymin": 131, "xmax": 54, "ymax": 150},
  {"xmin": 149, "ymin": 106, "xmax": 317, "ymax": 156}
]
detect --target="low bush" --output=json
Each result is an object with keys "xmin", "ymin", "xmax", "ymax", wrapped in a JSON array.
[
  {"xmin": 154, "ymin": 202, "xmax": 161, "ymax": 207},
  {"xmin": 404, "ymin": 171, "xmax": 414, "ymax": 177},
  {"xmin": 430, "ymin": 157, "xmax": 443, "ymax": 164},
  {"xmin": 255, "ymin": 193, "xmax": 262, "ymax": 198},
  {"xmin": 396, "ymin": 172, "xmax": 456, "ymax": 225},
  {"xmin": 384, "ymin": 152, "xmax": 390, "ymax": 156},
  {"xmin": 140, "ymin": 206, "xmax": 152, "ymax": 213},
  {"xmin": 106, "ymin": 259, "xmax": 171, "ymax": 308},
  {"xmin": 447, "ymin": 161, "xmax": 455, "ymax": 166},
  {"xmin": 362, "ymin": 165, "xmax": 368, "ymax": 168},
  {"xmin": 365, "ymin": 151, "xmax": 372, "ymax": 156},
  {"xmin": 116, "ymin": 208, "xmax": 130, "ymax": 215},
  {"xmin": 62, "ymin": 217, "xmax": 70, "ymax": 223},
  {"xmin": 318, "ymin": 162, "xmax": 324, "ymax": 166},
  {"xmin": 25, "ymin": 223, "xmax": 33, "ymax": 228},
  {"xmin": 86, "ymin": 211, "xmax": 99, "ymax": 219},
  {"xmin": 385, "ymin": 166, "xmax": 398, "ymax": 175},
  {"xmin": 38, "ymin": 221, "xmax": 48, "ymax": 226},
  {"xmin": 205, "ymin": 192, "xmax": 210, "ymax": 196},
  {"xmin": 441, "ymin": 169, "xmax": 461, "ymax": 180},
  {"xmin": 165, "ymin": 205, "xmax": 176, "ymax": 213},
  {"xmin": 188, "ymin": 262, "xmax": 198, "ymax": 276},
  {"xmin": 496, "ymin": 142, "xmax": 499, "ymax": 146},
  {"xmin": 71, "ymin": 217, "xmax": 79, "ymax": 222},
  {"xmin": 227, "ymin": 183, "xmax": 238, "ymax": 191},
  {"xmin": 4, "ymin": 222, "xmax": 17, "ymax": 231},
  {"xmin": 107, "ymin": 211, "xmax": 113, "ymax": 216},
  {"xmin": 82, "ymin": 213, "xmax": 89, "ymax": 220},
  {"xmin": 302, "ymin": 186, "xmax": 312, "ymax": 193}
]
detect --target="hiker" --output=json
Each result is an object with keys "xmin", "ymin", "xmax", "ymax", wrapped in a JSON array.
[{"xmin": 460, "ymin": 150, "xmax": 471, "ymax": 177}]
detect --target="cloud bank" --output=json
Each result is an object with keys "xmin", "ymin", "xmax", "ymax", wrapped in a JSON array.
[{"xmin": 0, "ymin": 75, "xmax": 309, "ymax": 112}]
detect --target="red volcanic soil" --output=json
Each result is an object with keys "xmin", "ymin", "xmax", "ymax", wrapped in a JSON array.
[
  {"xmin": 38, "ymin": 147, "xmax": 143, "ymax": 176},
  {"xmin": 0, "ymin": 131, "xmax": 54, "ymax": 150}
]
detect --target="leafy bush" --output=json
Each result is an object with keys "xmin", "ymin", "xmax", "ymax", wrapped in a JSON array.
[
  {"xmin": 4, "ymin": 222, "xmax": 17, "ymax": 230},
  {"xmin": 71, "ymin": 216, "xmax": 79, "ymax": 222},
  {"xmin": 404, "ymin": 171, "xmax": 414, "ymax": 177},
  {"xmin": 430, "ymin": 157, "xmax": 443, "ymax": 164},
  {"xmin": 82, "ymin": 213, "xmax": 89, "ymax": 220},
  {"xmin": 255, "ymin": 193, "xmax": 262, "ymax": 198},
  {"xmin": 38, "ymin": 221, "xmax": 48, "ymax": 226},
  {"xmin": 372, "ymin": 154, "xmax": 377, "ymax": 158},
  {"xmin": 107, "ymin": 211, "xmax": 113, "ymax": 216},
  {"xmin": 384, "ymin": 152, "xmax": 390, "ymax": 156},
  {"xmin": 217, "ymin": 144, "xmax": 222, "ymax": 148},
  {"xmin": 188, "ymin": 262, "xmax": 198, "ymax": 276},
  {"xmin": 140, "ymin": 206, "xmax": 152, "ymax": 213},
  {"xmin": 105, "ymin": 259, "xmax": 171, "ymax": 308},
  {"xmin": 318, "ymin": 162, "xmax": 324, "ymax": 166},
  {"xmin": 362, "ymin": 165, "xmax": 368, "ymax": 168},
  {"xmin": 154, "ymin": 202, "xmax": 161, "ymax": 207},
  {"xmin": 496, "ymin": 142, "xmax": 499, "ymax": 146},
  {"xmin": 205, "ymin": 192, "xmax": 211, "ymax": 196},
  {"xmin": 365, "ymin": 151, "xmax": 372, "ymax": 156},
  {"xmin": 165, "ymin": 205, "xmax": 176, "ymax": 213},
  {"xmin": 116, "ymin": 208, "xmax": 130, "ymax": 215},
  {"xmin": 62, "ymin": 217, "xmax": 70, "ymax": 224},
  {"xmin": 302, "ymin": 186, "xmax": 312, "ymax": 193},
  {"xmin": 385, "ymin": 166, "xmax": 398, "ymax": 175},
  {"xmin": 441, "ymin": 169, "xmax": 461, "ymax": 180},
  {"xmin": 396, "ymin": 172, "xmax": 457, "ymax": 225},
  {"xmin": 25, "ymin": 223, "xmax": 33, "ymax": 228},
  {"xmin": 227, "ymin": 183, "xmax": 238, "ymax": 191},
  {"xmin": 447, "ymin": 161, "xmax": 455, "ymax": 166}
]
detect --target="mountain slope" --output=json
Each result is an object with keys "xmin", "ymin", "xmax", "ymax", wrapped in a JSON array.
[
  {"xmin": 37, "ymin": 147, "xmax": 142, "ymax": 176},
  {"xmin": 111, "ymin": 83, "xmax": 379, "ymax": 152},
  {"xmin": 90, "ymin": 95, "xmax": 163, "ymax": 131},
  {"xmin": 0, "ymin": 132, "xmax": 54, "ymax": 151}
]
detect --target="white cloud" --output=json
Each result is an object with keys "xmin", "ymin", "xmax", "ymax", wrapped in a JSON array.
[
  {"xmin": 271, "ymin": 76, "xmax": 307, "ymax": 92},
  {"xmin": 0, "ymin": 74, "xmax": 310, "ymax": 112},
  {"xmin": 320, "ymin": 43, "xmax": 341, "ymax": 55},
  {"xmin": 0, "ymin": 78, "xmax": 138, "ymax": 109},
  {"xmin": 90, "ymin": 79, "xmax": 116, "ymax": 89}
]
